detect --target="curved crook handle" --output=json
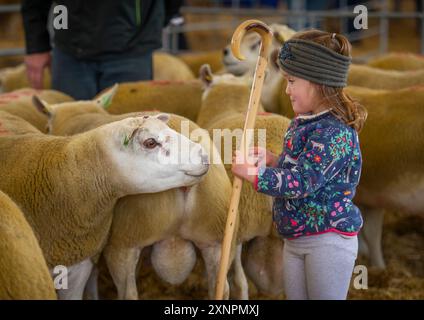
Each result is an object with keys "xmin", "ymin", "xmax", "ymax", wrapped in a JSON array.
[{"xmin": 231, "ymin": 19, "xmax": 273, "ymax": 61}]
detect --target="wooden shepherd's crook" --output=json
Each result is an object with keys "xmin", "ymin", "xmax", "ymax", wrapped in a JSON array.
[{"xmin": 215, "ymin": 20, "xmax": 273, "ymax": 300}]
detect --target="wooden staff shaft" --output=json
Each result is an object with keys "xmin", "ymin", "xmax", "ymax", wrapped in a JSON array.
[{"xmin": 215, "ymin": 46, "xmax": 269, "ymax": 300}]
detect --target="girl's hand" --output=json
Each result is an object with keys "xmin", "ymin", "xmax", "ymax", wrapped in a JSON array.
[
  {"xmin": 231, "ymin": 150, "xmax": 258, "ymax": 184},
  {"xmin": 249, "ymin": 146, "xmax": 278, "ymax": 167}
]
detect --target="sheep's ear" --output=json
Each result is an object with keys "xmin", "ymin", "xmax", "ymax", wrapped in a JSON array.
[
  {"xmin": 155, "ymin": 113, "xmax": 170, "ymax": 123},
  {"xmin": 32, "ymin": 95, "xmax": 52, "ymax": 117},
  {"xmin": 199, "ymin": 64, "xmax": 213, "ymax": 86},
  {"xmin": 95, "ymin": 83, "xmax": 118, "ymax": 109}
]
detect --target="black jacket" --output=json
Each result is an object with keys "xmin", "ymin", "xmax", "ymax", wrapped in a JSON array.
[{"xmin": 21, "ymin": 0, "xmax": 182, "ymax": 60}]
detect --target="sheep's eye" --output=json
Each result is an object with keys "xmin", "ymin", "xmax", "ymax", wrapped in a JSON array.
[
  {"xmin": 250, "ymin": 40, "xmax": 260, "ymax": 50},
  {"xmin": 143, "ymin": 138, "xmax": 158, "ymax": 149}
]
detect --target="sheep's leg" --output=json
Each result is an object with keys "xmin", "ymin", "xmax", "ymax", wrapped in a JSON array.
[
  {"xmin": 103, "ymin": 246, "xmax": 142, "ymax": 300},
  {"xmin": 84, "ymin": 264, "xmax": 99, "ymax": 300},
  {"xmin": 228, "ymin": 243, "xmax": 249, "ymax": 300},
  {"xmin": 196, "ymin": 242, "xmax": 230, "ymax": 300},
  {"xmin": 54, "ymin": 258, "xmax": 94, "ymax": 300},
  {"xmin": 361, "ymin": 208, "xmax": 386, "ymax": 269}
]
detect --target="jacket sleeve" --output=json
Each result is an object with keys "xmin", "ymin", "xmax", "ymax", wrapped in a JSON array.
[
  {"xmin": 21, "ymin": 0, "xmax": 53, "ymax": 54},
  {"xmin": 255, "ymin": 126, "xmax": 354, "ymax": 199}
]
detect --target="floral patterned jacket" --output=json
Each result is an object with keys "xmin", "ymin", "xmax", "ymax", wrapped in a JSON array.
[{"xmin": 254, "ymin": 110, "xmax": 363, "ymax": 239}]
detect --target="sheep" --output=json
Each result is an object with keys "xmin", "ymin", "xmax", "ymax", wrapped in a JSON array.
[
  {"xmin": 0, "ymin": 110, "xmax": 41, "ymax": 136},
  {"xmin": 34, "ymin": 95, "xmax": 243, "ymax": 300},
  {"xmin": 367, "ymin": 52, "xmax": 424, "ymax": 71},
  {"xmin": 341, "ymin": 85, "xmax": 424, "ymax": 268},
  {"xmin": 0, "ymin": 189, "xmax": 57, "ymax": 300},
  {"xmin": 0, "ymin": 88, "xmax": 73, "ymax": 132},
  {"xmin": 348, "ymin": 64, "xmax": 424, "ymax": 90},
  {"xmin": 153, "ymin": 52, "xmax": 195, "ymax": 81},
  {"xmin": 0, "ymin": 95, "xmax": 209, "ymax": 299},
  {"xmin": 196, "ymin": 64, "xmax": 264, "ymax": 128},
  {"xmin": 223, "ymin": 25, "xmax": 424, "ymax": 111},
  {"xmin": 222, "ymin": 23, "xmax": 296, "ymax": 113},
  {"xmin": 198, "ymin": 66, "xmax": 291, "ymax": 296},
  {"xmin": 0, "ymin": 52, "xmax": 196, "ymax": 93},
  {"xmin": 222, "ymin": 23, "xmax": 296, "ymax": 77},
  {"xmin": 178, "ymin": 50, "xmax": 225, "ymax": 75},
  {"xmin": 96, "ymin": 79, "xmax": 204, "ymax": 122},
  {"xmin": 0, "ymin": 64, "xmax": 51, "ymax": 92}
]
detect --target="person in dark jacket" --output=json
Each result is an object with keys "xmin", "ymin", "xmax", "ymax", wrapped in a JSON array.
[{"xmin": 21, "ymin": 0, "xmax": 182, "ymax": 100}]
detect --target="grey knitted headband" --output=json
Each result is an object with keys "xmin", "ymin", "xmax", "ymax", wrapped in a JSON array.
[{"xmin": 278, "ymin": 39, "xmax": 351, "ymax": 87}]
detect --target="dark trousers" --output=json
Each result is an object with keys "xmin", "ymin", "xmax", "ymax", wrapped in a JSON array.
[{"xmin": 52, "ymin": 47, "xmax": 153, "ymax": 100}]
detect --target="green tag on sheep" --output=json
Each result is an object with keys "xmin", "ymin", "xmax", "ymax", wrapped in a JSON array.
[
  {"xmin": 101, "ymin": 95, "xmax": 112, "ymax": 109},
  {"xmin": 123, "ymin": 135, "xmax": 130, "ymax": 147}
]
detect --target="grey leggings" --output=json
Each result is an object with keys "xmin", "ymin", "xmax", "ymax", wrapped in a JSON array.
[{"xmin": 283, "ymin": 232, "xmax": 358, "ymax": 300}]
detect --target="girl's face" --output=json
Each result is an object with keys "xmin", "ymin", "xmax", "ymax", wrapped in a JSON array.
[{"xmin": 283, "ymin": 72, "xmax": 326, "ymax": 115}]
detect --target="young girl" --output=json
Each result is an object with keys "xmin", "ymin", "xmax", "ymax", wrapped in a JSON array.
[{"xmin": 232, "ymin": 30, "xmax": 367, "ymax": 300}]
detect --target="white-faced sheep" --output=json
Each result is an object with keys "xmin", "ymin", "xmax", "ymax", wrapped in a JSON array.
[
  {"xmin": 34, "ymin": 94, "xmax": 243, "ymax": 300},
  {"xmin": 0, "ymin": 96, "xmax": 209, "ymax": 299},
  {"xmin": 222, "ymin": 23, "xmax": 296, "ymax": 113}
]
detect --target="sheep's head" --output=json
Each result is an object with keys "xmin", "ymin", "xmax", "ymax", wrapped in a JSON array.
[
  {"xmin": 199, "ymin": 64, "xmax": 252, "ymax": 101},
  {"xmin": 222, "ymin": 23, "xmax": 296, "ymax": 76},
  {"xmin": 104, "ymin": 114, "xmax": 209, "ymax": 194},
  {"xmin": 32, "ymin": 84, "xmax": 117, "ymax": 134}
]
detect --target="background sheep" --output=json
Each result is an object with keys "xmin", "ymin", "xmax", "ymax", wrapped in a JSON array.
[
  {"xmin": 0, "ymin": 97, "xmax": 209, "ymax": 299},
  {"xmin": 343, "ymin": 85, "xmax": 424, "ymax": 268},
  {"xmin": 0, "ymin": 188, "xmax": 56, "ymax": 299},
  {"xmin": 0, "ymin": 52, "xmax": 197, "ymax": 93},
  {"xmin": 0, "ymin": 88, "xmax": 73, "ymax": 132},
  {"xmin": 348, "ymin": 64, "xmax": 424, "ymax": 90},
  {"xmin": 197, "ymin": 64, "xmax": 262, "ymax": 127},
  {"xmin": 153, "ymin": 52, "xmax": 195, "ymax": 81},
  {"xmin": 36, "ymin": 97, "xmax": 244, "ymax": 300},
  {"xmin": 0, "ymin": 110, "xmax": 41, "ymax": 136},
  {"xmin": 0, "ymin": 64, "xmax": 51, "ymax": 92},
  {"xmin": 178, "ymin": 50, "xmax": 225, "ymax": 75},
  {"xmin": 222, "ymin": 23, "xmax": 296, "ymax": 113},
  {"xmin": 222, "ymin": 23, "xmax": 296, "ymax": 77},
  {"xmin": 100, "ymin": 80, "xmax": 203, "ymax": 122},
  {"xmin": 222, "ymin": 25, "xmax": 424, "ymax": 112},
  {"xmin": 367, "ymin": 52, "xmax": 424, "ymax": 71}
]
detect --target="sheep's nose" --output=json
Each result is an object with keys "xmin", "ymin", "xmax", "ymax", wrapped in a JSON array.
[
  {"xmin": 223, "ymin": 47, "xmax": 229, "ymax": 56},
  {"xmin": 200, "ymin": 151, "xmax": 209, "ymax": 165}
]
